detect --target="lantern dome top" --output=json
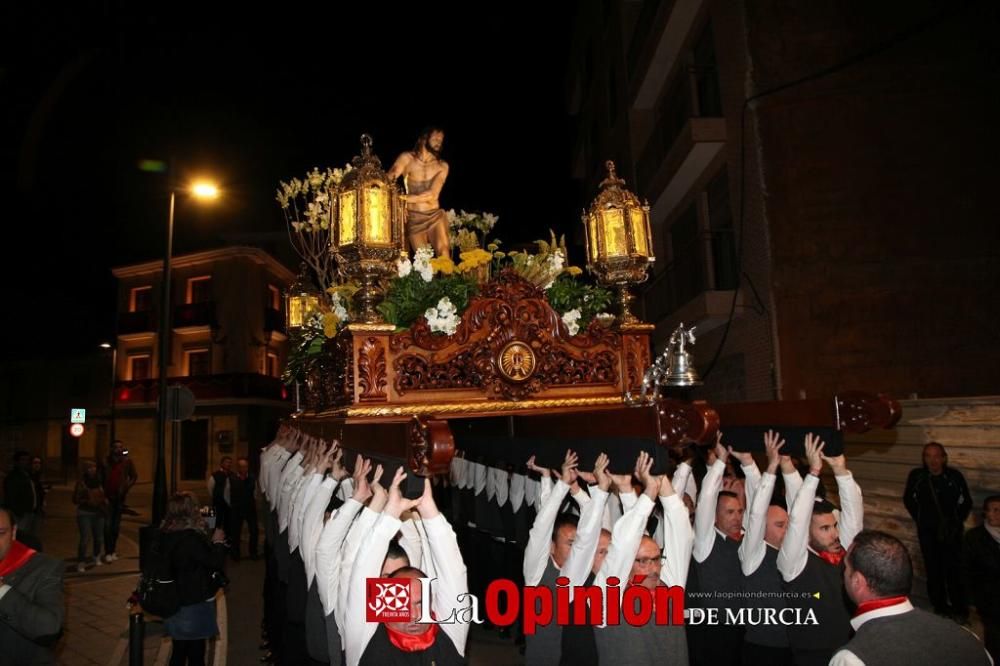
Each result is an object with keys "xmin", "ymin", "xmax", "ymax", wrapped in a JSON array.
[
  {"xmin": 341, "ymin": 134, "xmax": 390, "ymax": 189},
  {"xmin": 589, "ymin": 160, "xmax": 644, "ymax": 215}
]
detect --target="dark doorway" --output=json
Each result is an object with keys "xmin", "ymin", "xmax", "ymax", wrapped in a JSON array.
[
  {"xmin": 61, "ymin": 427, "xmax": 79, "ymax": 483},
  {"xmin": 181, "ymin": 420, "xmax": 209, "ymax": 482}
]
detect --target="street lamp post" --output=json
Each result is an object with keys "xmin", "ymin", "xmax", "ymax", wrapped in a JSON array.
[
  {"xmin": 99, "ymin": 343, "xmax": 118, "ymax": 448},
  {"xmin": 152, "ymin": 182, "xmax": 219, "ymax": 526}
]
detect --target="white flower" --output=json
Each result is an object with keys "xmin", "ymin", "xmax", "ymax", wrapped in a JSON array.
[
  {"xmin": 562, "ymin": 308, "xmax": 582, "ymax": 336},
  {"xmin": 424, "ymin": 297, "xmax": 459, "ymax": 335},
  {"xmin": 412, "ymin": 246, "xmax": 435, "ymax": 282},
  {"xmin": 330, "ymin": 293, "xmax": 349, "ymax": 322},
  {"xmin": 397, "ymin": 257, "xmax": 412, "ymax": 278}
]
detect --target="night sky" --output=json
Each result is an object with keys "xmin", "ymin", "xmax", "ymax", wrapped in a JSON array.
[{"xmin": 2, "ymin": 4, "xmax": 579, "ymax": 359}]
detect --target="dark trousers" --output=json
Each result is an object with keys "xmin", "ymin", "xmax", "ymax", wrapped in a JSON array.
[
  {"xmin": 229, "ymin": 504, "xmax": 259, "ymax": 558},
  {"xmin": 76, "ymin": 511, "xmax": 106, "ymax": 561},
  {"xmin": 742, "ymin": 641, "xmax": 793, "ymax": 666},
  {"xmin": 169, "ymin": 639, "xmax": 206, "ymax": 666},
  {"xmin": 105, "ymin": 499, "xmax": 124, "ymax": 554},
  {"xmin": 919, "ymin": 530, "xmax": 968, "ymax": 615},
  {"xmin": 690, "ymin": 624, "xmax": 744, "ymax": 666}
]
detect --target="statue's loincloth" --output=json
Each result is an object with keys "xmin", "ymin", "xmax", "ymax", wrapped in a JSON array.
[{"xmin": 407, "ymin": 208, "xmax": 448, "ymax": 236}]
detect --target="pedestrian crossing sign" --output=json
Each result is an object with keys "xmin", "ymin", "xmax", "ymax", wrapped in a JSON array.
[{"xmin": 71, "ymin": 408, "xmax": 86, "ymax": 424}]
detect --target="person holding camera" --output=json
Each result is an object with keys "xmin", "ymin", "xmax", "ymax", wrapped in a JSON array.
[
  {"xmin": 903, "ymin": 441, "xmax": 973, "ymax": 622},
  {"xmin": 159, "ymin": 492, "xmax": 228, "ymax": 666},
  {"xmin": 103, "ymin": 440, "xmax": 138, "ymax": 562}
]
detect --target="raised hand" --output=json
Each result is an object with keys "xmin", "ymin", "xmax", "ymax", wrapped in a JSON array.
[
  {"xmin": 804, "ymin": 433, "xmax": 825, "ymax": 475},
  {"xmin": 385, "ymin": 467, "xmax": 421, "ymax": 519},
  {"xmin": 763, "ymin": 429, "xmax": 785, "ymax": 474},
  {"xmin": 713, "ymin": 431, "xmax": 729, "ymax": 465},
  {"xmin": 526, "ymin": 455, "xmax": 553, "ymax": 479},
  {"xmin": 415, "ymin": 477, "xmax": 439, "ymax": 519},
  {"xmin": 593, "ymin": 453, "xmax": 612, "ymax": 492},
  {"xmin": 635, "ymin": 451, "xmax": 657, "ymax": 500},
  {"xmin": 821, "ymin": 449, "xmax": 848, "ymax": 476},
  {"xmin": 729, "ymin": 446, "xmax": 755, "ymax": 467},
  {"xmin": 561, "ymin": 450, "xmax": 579, "ymax": 486},
  {"xmin": 331, "ymin": 447, "xmax": 349, "ymax": 481},
  {"xmin": 351, "ymin": 455, "xmax": 373, "ymax": 504},
  {"xmin": 369, "ymin": 464, "xmax": 388, "ymax": 512},
  {"xmin": 658, "ymin": 472, "xmax": 676, "ymax": 498}
]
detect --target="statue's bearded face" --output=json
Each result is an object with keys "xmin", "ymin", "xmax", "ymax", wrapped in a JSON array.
[{"xmin": 424, "ymin": 131, "xmax": 444, "ymax": 157}]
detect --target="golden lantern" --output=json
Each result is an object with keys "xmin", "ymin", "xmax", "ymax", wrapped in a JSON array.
[
  {"xmin": 583, "ymin": 161, "xmax": 655, "ymax": 328},
  {"xmin": 332, "ymin": 134, "xmax": 406, "ymax": 324},
  {"xmin": 285, "ymin": 262, "xmax": 320, "ymax": 330}
]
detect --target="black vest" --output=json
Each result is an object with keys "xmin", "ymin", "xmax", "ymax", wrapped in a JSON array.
[
  {"xmin": 743, "ymin": 544, "xmax": 789, "ymax": 647},
  {"xmin": 359, "ymin": 624, "xmax": 464, "ymax": 666},
  {"xmin": 692, "ymin": 532, "xmax": 744, "ymax": 610},
  {"xmin": 782, "ymin": 551, "xmax": 851, "ymax": 653},
  {"xmin": 844, "ymin": 607, "xmax": 989, "ymax": 665},
  {"xmin": 560, "ymin": 571, "xmax": 598, "ymax": 666},
  {"xmin": 524, "ymin": 559, "xmax": 563, "ymax": 665}
]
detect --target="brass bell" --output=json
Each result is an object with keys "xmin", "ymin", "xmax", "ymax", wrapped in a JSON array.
[{"xmin": 662, "ymin": 323, "xmax": 702, "ymax": 387}]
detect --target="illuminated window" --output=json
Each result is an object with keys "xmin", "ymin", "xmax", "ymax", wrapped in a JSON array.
[
  {"xmin": 185, "ymin": 348, "xmax": 211, "ymax": 376},
  {"xmin": 130, "ymin": 286, "xmax": 152, "ymax": 312},
  {"xmin": 186, "ymin": 276, "xmax": 212, "ymax": 304},
  {"xmin": 128, "ymin": 354, "xmax": 152, "ymax": 380}
]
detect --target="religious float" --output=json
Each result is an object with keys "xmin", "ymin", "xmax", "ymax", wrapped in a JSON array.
[{"xmin": 274, "ymin": 135, "xmax": 901, "ymax": 482}]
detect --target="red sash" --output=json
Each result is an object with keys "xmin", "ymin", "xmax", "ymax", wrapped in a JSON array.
[
  {"xmin": 0, "ymin": 540, "xmax": 36, "ymax": 577},
  {"xmin": 386, "ymin": 623, "xmax": 439, "ymax": 652},
  {"xmin": 818, "ymin": 549, "xmax": 845, "ymax": 566},
  {"xmin": 853, "ymin": 595, "xmax": 908, "ymax": 617}
]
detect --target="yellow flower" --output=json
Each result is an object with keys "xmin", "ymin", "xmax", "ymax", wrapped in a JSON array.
[
  {"xmin": 564, "ymin": 266, "xmax": 583, "ymax": 277},
  {"xmin": 430, "ymin": 256, "xmax": 456, "ymax": 275},
  {"xmin": 457, "ymin": 248, "xmax": 491, "ymax": 273},
  {"xmin": 322, "ymin": 312, "xmax": 340, "ymax": 338}
]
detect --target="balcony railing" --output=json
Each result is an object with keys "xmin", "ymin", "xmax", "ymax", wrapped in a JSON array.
[
  {"xmin": 643, "ymin": 229, "xmax": 737, "ymax": 323},
  {"xmin": 173, "ymin": 301, "xmax": 217, "ymax": 329},
  {"xmin": 264, "ymin": 307, "xmax": 285, "ymax": 335},
  {"xmin": 115, "ymin": 373, "xmax": 290, "ymax": 405},
  {"xmin": 118, "ymin": 310, "xmax": 155, "ymax": 334}
]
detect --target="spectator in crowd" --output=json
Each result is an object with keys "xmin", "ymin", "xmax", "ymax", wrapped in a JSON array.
[
  {"xmin": 904, "ymin": 441, "xmax": 972, "ymax": 621},
  {"xmin": 72, "ymin": 461, "xmax": 107, "ymax": 572}
]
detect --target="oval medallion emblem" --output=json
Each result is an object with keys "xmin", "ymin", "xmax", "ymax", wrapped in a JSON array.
[{"xmin": 498, "ymin": 341, "xmax": 536, "ymax": 383}]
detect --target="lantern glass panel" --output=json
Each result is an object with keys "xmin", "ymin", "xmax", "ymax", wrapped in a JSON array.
[
  {"xmin": 363, "ymin": 185, "xmax": 390, "ymax": 244},
  {"xmin": 628, "ymin": 207, "xmax": 649, "ymax": 257},
  {"xmin": 288, "ymin": 294, "xmax": 319, "ymax": 328},
  {"xmin": 602, "ymin": 208, "xmax": 628, "ymax": 258},
  {"xmin": 338, "ymin": 190, "xmax": 357, "ymax": 246},
  {"xmin": 587, "ymin": 213, "xmax": 599, "ymax": 262}
]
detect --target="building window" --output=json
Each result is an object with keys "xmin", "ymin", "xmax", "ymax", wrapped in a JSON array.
[
  {"xmin": 128, "ymin": 354, "xmax": 152, "ymax": 381},
  {"xmin": 185, "ymin": 348, "xmax": 211, "ymax": 376},
  {"xmin": 186, "ymin": 276, "xmax": 212, "ymax": 304},
  {"xmin": 268, "ymin": 284, "xmax": 282, "ymax": 311},
  {"xmin": 265, "ymin": 352, "xmax": 280, "ymax": 378},
  {"xmin": 130, "ymin": 286, "xmax": 152, "ymax": 312}
]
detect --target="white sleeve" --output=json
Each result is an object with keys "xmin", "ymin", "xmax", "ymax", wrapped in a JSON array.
[
  {"xmin": 620, "ymin": 490, "xmax": 639, "ymax": 513},
  {"xmin": 345, "ymin": 514, "xmax": 400, "ymax": 666},
  {"xmin": 523, "ymin": 479, "xmax": 572, "ymax": 585},
  {"xmin": 693, "ymin": 459, "xmax": 726, "ymax": 562},
  {"xmin": 338, "ymin": 507, "xmax": 381, "ymax": 631},
  {"xmin": 777, "ymin": 473, "xmax": 819, "ymax": 582},
  {"xmin": 740, "ymin": 471, "xmax": 776, "ymax": 575},
  {"xmin": 783, "ymin": 469, "xmax": 804, "ymax": 506},
  {"xmin": 398, "ymin": 517, "xmax": 423, "ymax": 569},
  {"xmin": 537, "ymin": 474, "xmax": 553, "ymax": 512},
  {"xmin": 606, "ymin": 493, "xmax": 623, "ymax": 527},
  {"xmin": 207, "ymin": 475, "xmax": 216, "ymax": 498},
  {"xmin": 594, "ymin": 493, "xmax": 656, "ymax": 626},
  {"xmin": 562, "ymin": 487, "xmax": 610, "ymax": 590},
  {"xmin": 829, "ymin": 649, "xmax": 867, "ymax": 666},
  {"xmin": 741, "ymin": 461, "xmax": 762, "ymax": 530},
  {"xmin": 422, "ymin": 513, "xmax": 471, "ymax": 655},
  {"xmin": 572, "ymin": 486, "xmax": 591, "ymax": 509},
  {"xmin": 302, "ymin": 477, "xmax": 336, "ymax": 586},
  {"xmin": 290, "ymin": 473, "xmax": 322, "ymax": 552},
  {"xmin": 316, "ymin": 498, "xmax": 363, "ymax": 616},
  {"xmin": 835, "ymin": 472, "xmax": 864, "ymax": 550},
  {"xmin": 659, "ymin": 493, "xmax": 694, "ymax": 587},
  {"xmin": 276, "ymin": 452, "xmax": 304, "ymax": 526},
  {"xmin": 258, "ymin": 448, "xmax": 274, "ymax": 499},
  {"xmin": 267, "ymin": 448, "xmax": 291, "ymax": 507}
]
